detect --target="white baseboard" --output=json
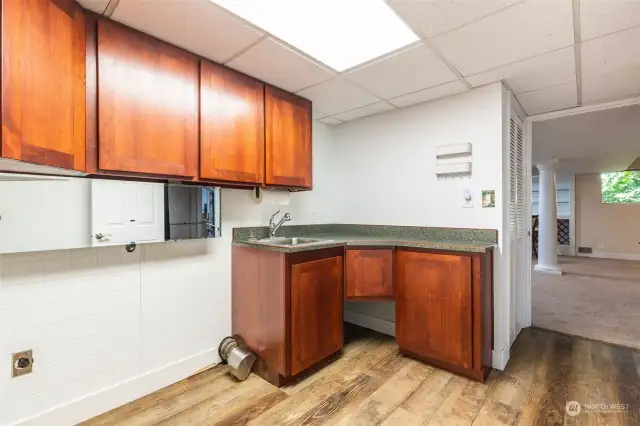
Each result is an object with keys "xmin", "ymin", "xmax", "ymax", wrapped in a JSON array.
[
  {"xmin": 558, "ymin": 245, "xmax": 575, "ymax": 256},
  {"xmin": 344, "ymin": 310, "xmax": 395, "ymax": 337},
  {"xmin": 492, "ymin": 344, "xmax": 510, "ymax": 370},
  {"xmin": 577, "ymin": 250, "xmax": 640, "ymax": 261},
  {"xmin": 12, "ymin": 349, "xmax": 219, "ymax": 426}
]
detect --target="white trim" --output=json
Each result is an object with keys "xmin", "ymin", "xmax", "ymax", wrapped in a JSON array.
[
  {"xmin": 528, "ymin": 95, "xmax": 640, "ymax": 122},
  {"xmin": 344, "ymin": 310, "xmax": 396, "ymax": 337},
  {"xmin": 569, "ymin": 174, "xmax": 576, "ymax": 256},
  {"xmin": 524, "ymin": 118, "xmax": 533, "ymax": 328},
  {"xmin": 492, "ymin": 343, "xmax": 510, "ymax": 371},
  {"xmin": 11, "ymin": 349, "xmax": 219, "ymax": 426},
  {"xmin": 558, "ymin": 245, "xmax": 574, "ymax": 256},
  {"xmin": 534, "ymin": 264, "xmax": 564, "ymax": 275},
  {"xmin": 577, "ymin": 251, "xmax": 640, "ymax": 261}
]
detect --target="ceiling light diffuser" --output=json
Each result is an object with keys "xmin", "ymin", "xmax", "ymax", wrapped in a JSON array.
[{"xmin": 211, "ymin": 0, "xmax": 419, "ymax": 72}]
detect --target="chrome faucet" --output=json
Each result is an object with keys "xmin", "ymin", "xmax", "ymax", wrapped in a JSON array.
[{"xmin": 269, "ymin": 210, "xmax": 291, "ymax": 238}]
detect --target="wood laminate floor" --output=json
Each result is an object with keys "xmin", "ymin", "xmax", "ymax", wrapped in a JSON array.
[{"xmin": 82, "ymin": 326, "xmax": 640, "ymax": 426}]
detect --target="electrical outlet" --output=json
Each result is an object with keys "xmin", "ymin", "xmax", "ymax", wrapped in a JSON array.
[{"xmin": 12, "ymin": 350, "xmax": 33, "ymax": 378}]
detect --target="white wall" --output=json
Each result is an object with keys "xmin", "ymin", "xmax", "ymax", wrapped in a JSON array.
[
  {"xmin": 292, "ymin": 83, "xmax": 510, "ymax": 368},
  {"xmin": 289, "ymin": 120, "xmax": 338, "ymax": 225},
  {"xmin": 575, "ymin": 173, "xmax": 640, "ymax": 259},
  {"xmin": 0, "ymin": 187, "xmax": 291, "ymax": 426},
  {"xmin": 0, "ymin": 178, "xmax": 91, "ymax": 253}
]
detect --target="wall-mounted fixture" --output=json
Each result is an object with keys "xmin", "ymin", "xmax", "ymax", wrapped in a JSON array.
[
  {"xmin": 435, "ymin": 143, "xmax": 473, "ymax": 179},
  {"xmin": 436, "ymin": 143, "xmax": 472, "ymax": 158}
]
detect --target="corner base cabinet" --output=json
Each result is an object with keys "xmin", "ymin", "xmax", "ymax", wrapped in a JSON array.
[
  {"xmin": 232, "ymin": 246, "xmax": 343, "ymax": 386},
  {"xmin": 395, "ymin": 248, "xmax": 493, "ymax": 382}
]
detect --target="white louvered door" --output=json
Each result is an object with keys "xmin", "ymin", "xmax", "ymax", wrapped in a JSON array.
[{"xmin": 509, "ymin": 113, "xmax": 527, "ymax": 345}]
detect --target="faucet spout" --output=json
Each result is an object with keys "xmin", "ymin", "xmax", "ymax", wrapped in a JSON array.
[{"xmin": 269, "ymin": 211, "xmax": 291, "ymax": 238}]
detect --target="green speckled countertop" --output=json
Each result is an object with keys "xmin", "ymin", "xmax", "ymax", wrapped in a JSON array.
[{"xmin": 232, "ymin": 224, "xmax": 497, "ymax": 253}]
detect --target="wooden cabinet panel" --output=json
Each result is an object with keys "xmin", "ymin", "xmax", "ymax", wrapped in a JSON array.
[
  {"xmin": 1, "ymin": 0, "xmax": 86, "ymax": 171},
  {"xmin": 345, "ymin": 249, "xmax": 394, "ymax": 299},
  {"xmin": 97, "ymin": 19, "xmax": 198, "ymax": 177},
  {"xmin": 265, "ymin": 86, "xmax": 312, "ymax": 189},
  {"xmin": 396, "ymin": 250, "xmax": 473, "ymax": 369},
  {"xmin": 290, "ymin": 256, "xmax": 343, "ymax": 375},
  {"xmin": 200, "ymin": 61, "xmax": 264, "ymax": 184}
]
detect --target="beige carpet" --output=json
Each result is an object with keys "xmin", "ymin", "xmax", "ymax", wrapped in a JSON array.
[{"xmin": 532, "ymin": 255, "xmax": 640, "ymax": 349}]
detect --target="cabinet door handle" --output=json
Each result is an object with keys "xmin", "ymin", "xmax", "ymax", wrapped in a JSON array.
[{"xmin": 95, "ymin": 233, "xmax": 112, "ymax": 241}]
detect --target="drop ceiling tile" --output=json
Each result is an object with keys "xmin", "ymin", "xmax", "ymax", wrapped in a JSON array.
[
  {"xmin": 386, "ymin": 0, "xmax": 522, "ymax": 38},
  {"xmin": 344, "ymin": 43, "xmax": 457, "ymax": 99},
  {"xmin": 319, "ymin": 117, "xmax": 343, "ymax": 125},
  {"xmin": 226, "ymin": 38, "xmax": 335, "ymax": 93},
  {"xmin": 111, "ymin": 0, "xmax": 263, "ymax": 63},
  {"xmin": 77, "ymin": 0, "xmax": 110, "ymax": 14},
  {"xmin": 332, "ymin": 102, "xmax": 396, "ymax": 122},
  {"xmin": 581, "ymin": 26, "xmax": 640, "ymax": 77},
  {"xmin": 516, "ymin": 82, "xmax": 578, "ymax": 115},
  {"xmin": 582, "ymin": 67, "xmax": 640, "ymax": 104},
  {"xmin": 312, "ymin": 109, "xmax": 327, "ymax": 120},
  {"xmin": 297, "ymin": 78, "xmax": 381, "ymax": 116},
  {"xmin": 466, "ymin": 47, "xmax": 575, "ymax": 94},
  {"xmin": 388, "ymin": 81, "xmax": 468, "ymax": 108},
  {"xmin": 580, "ymin": 0, "xmax": 640, "ymax": 41},
  {"xmin": 431, "ymin": 0, "xmax": 574, "ymax": 76}
]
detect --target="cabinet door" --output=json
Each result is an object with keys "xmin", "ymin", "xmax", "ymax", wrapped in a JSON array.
[
  {"xmin": 91, "ymin": 180, "xmax": 165, "ymax": 246},
  {"xmin": 97, "ymin": 19, "xmax": 198, "ymax": 177},
  {"xmin": 1, "ymin": 0, "xmax": 85, "ymax": 171},
  {"xmin": 345, "ymin": 249, "xmax": 394, "ymax": 299},
  {"xmin": 265, "ymin": 86, "xmax": 312, "ymax": 189},
  {"xmin": 290, "ymin": 256, "xmax": 343, "ymax": 375},
  {"xmin": 200, "ymin": 61, "xmax": 264, "ymax": 184},
  {"xmin": 396, "ymin": 250, "xmax": 473, "ymax": 369}
]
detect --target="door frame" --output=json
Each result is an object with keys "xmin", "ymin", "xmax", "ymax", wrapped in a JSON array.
[{"xmin": 521, "ymin": 94, "xmax": 640, "ymax": 328}]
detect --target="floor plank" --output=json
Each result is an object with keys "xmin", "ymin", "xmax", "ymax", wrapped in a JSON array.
[{"xmin": 82, "ymin": 327, "xmax": 640, "ymax": 426}]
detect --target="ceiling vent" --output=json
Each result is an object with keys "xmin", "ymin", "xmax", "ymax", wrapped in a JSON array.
[{"xmin": 626, "ymin": 157, "xmax": 640, "ymax": 171}]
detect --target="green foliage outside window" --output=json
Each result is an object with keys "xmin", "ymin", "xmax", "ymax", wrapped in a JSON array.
[{"xmin": 601, "ymin": 171, "xmax": 640, "ymax": 203}]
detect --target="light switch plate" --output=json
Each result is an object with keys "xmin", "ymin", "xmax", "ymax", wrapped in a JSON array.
[{"xmin": 462, "ymin": 189, "xmax": 474, "ymax": 208}]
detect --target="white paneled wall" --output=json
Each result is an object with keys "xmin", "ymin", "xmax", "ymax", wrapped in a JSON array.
[{"xmin": 0, "ymin": 184, "xmax": 292, "ymax": 426}]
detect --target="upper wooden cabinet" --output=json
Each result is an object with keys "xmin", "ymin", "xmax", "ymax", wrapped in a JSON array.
[
  {"xmin": 345, "ymin": 248, "xmax": 394, "ymax": 300},
  {"xmin": 1, "ymin": 0, "xmax": 86, "ymax": 171},
  {"xmin": 200, "ymin": 61, "xmax": 265, "ymax": 184},
  {"xmin": 265, "ymin": 86, "xmax": 312, "ymax": 189},
  {"xmin": 95, "ymin": 19, "xmax": 198, "ymax": 178}
]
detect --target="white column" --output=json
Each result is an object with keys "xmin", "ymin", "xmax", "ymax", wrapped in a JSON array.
[{"xmin": 535, "ymin": 160, "xmax": 563, "ymax": 275}]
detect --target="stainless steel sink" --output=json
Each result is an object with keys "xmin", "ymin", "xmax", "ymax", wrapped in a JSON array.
[{"xmin": 258, "ymin": 237, "xmax": 325, "ymax": 246}]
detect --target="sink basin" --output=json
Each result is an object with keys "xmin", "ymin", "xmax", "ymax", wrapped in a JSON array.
[{"xmin": 258, "ymin": 237, "xmax": 325, "ymax": 246}]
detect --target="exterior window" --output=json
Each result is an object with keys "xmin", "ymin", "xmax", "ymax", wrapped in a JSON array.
[{"xmin": 601, "ymin": 171, "xmax": 640, "ymax": 204}]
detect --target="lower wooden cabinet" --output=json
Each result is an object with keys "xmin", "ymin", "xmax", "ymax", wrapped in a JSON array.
[
  {"xmin": 233, "ymin": 243, "xmax": 493, "ymax": 385},
  {"xmin": 345, "ymin": 248, "xmax": 394, "ymax": 300},
  {"xmin": 395, "ymin": 248, "xmax": 493, "ymax": 382},
  {"xmin": 291, "ymin": 256, "xmax": 343, "ymax": 375},
  {"xmin": 232, "ymin": 246, "xmax": 344, "ymax": 386}
]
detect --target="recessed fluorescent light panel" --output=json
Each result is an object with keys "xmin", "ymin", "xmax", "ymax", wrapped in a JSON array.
[{"xmin": 212, "ymin": 0, "xmax": 419, "ymax": 72}]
